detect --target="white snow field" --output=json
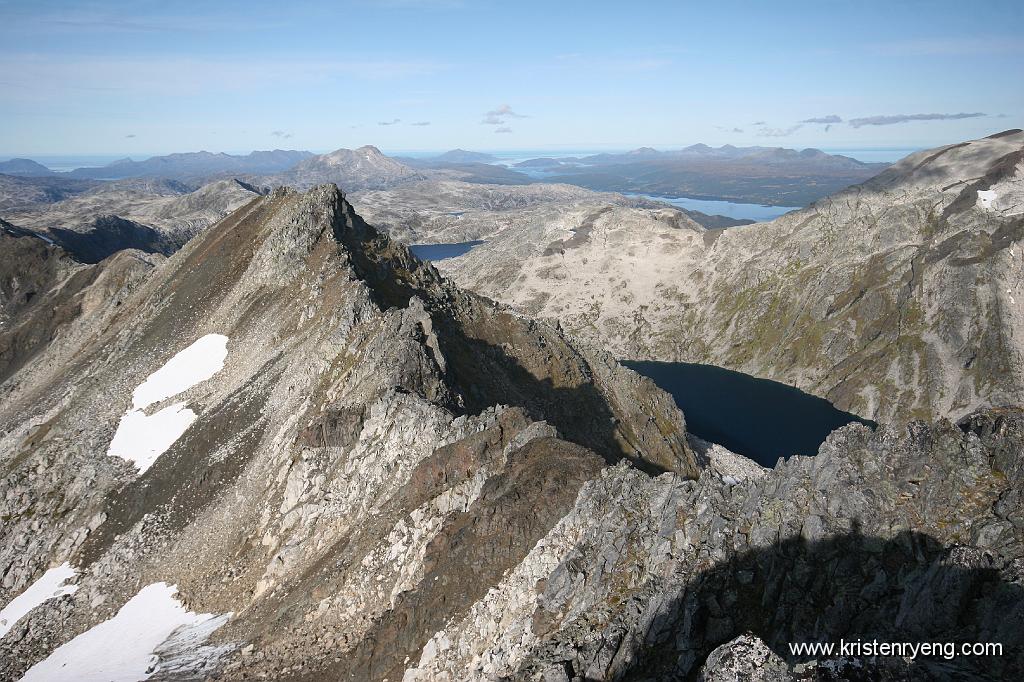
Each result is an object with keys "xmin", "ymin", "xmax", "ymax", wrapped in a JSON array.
[
  {"xmin": 132, "ymin": 334, "xmax": 229, "ymax": 409},
  {"xmin": 20, "ymin": 582, "xmax": 223, "ymax": 682},
  {"xmin": 0, "ymin": 563, "xmax": 78, "ymax": 639},
  {"xmin": 107, "ymin": 334, "xmax": 229, "ymax": 474},
  {"xmin": 106, "ymin": 403, "xmax": 198, "ymax": 474}
]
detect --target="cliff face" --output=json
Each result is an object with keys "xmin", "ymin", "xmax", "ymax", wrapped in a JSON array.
[
  {"xmin": 442, "ymin": 130, "xmax": 1024, "ymax": 425},
  {"xmin": 0, "ymin": 185, "xmax": 695, "ymax": 680}
]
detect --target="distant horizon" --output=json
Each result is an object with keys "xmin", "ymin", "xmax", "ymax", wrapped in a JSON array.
[{"xmin": 0, "ymin": 141, "xmax": 947, "ymax": 169}]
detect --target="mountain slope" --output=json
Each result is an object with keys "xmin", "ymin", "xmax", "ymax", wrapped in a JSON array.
[
  {"xmin": 0, "ymin": 185, "xmax": 695, "ymax": 679},
  {"xmin": 1, "ymin": 184, "xmax": 1022, "ymax": 681},
  {"xmin": 0, "ymin": 220, "xmax": 160, "ymax": 383},
  {"xmin": 442, "ymin": 130, "xmax": 1024, "ymax": 424}
]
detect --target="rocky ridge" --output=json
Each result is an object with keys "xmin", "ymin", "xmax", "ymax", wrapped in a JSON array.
[{"xmin": 0, "ymin": 184, "xmax": 695, "ymax": 679}]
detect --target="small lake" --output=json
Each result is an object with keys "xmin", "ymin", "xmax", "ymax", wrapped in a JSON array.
[
  {"xmin": 409, "ymin": 240, "xmax": 484, "ymax": 261},
  {"xmin": 626, "ymin": 193, "xmax": 801, "ymax": 222},
  {"xmin": 624, "ymin": 361, "xmax": 874, "ymax": 467}
]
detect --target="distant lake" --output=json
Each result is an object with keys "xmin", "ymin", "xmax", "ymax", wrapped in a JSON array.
[
  {"xmin": 627, "ymin": 193, "xmax": 801, "ymax": 222},
  {"xmin": 409, "ymin": 240, "xmax": 484, "ymax": 261},
  {"xmin": 624, "ymin": 360, "xmax": 874, "ymax": 468}
]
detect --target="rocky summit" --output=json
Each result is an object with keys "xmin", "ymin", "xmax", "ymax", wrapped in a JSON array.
[{"xmin": 1, "ymin": 176, "xmax": 1022, "ymax": 681}]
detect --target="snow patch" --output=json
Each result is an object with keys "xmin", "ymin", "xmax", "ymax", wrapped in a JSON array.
[
  {"xmin": 107, "ymin": 403, "xmax": 197, "ymax": 474},
  {"xmin": 977, "ymin": 189, "xmax": 997, "ymax": 210},
  {"xmin": 107, "ymin": 334, "xmax": 229, "ymax": 474},
  {"xmin": 0, "ymin": 563, "xmax": 78, "ymax": 640},
  {"xmin": 20, "ymin": 582, "xmax": 225, "ymax": 682},
  {"xmin": 132, "ymin": 334, "xmax": 229, "ymax": 410}
]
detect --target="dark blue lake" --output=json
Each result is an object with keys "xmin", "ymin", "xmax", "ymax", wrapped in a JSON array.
[
  {"xmin": 624, "ymin": 361, "xmax": 874, "ymax": 467},
  {"xmin": 409, "ymin": 240, "xmax": 484, "ymax": 261}
]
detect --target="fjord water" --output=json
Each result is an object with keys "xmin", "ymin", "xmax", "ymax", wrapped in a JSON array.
[
  {"xmin": 627, "ymin": 193, "xmax": 801, "ymax": 222},
  {"xmin": 625, "ymin": 361, "xmax": 874, "ymax": 467},
  {"xmin": 409, "ymin": 240, "xmax": 484, "ymax": 261}
]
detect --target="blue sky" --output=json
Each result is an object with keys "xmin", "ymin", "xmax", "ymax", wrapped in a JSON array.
[{"xmin": 1, "ymin": 0, "xmax": 1021, "ymax": 155}]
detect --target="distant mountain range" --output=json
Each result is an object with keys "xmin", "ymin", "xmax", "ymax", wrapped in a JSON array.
[
  {"xmin": 64, "ymin": 149, "xmax": 314, "ymax": 180},
  {"xmin": 396, "ymin": 144, "xmax": 891, "ymax": 206},
  {"xmin": 430, "ymin": 149, "xmax": 500, "ymax": 163},
  {"xmin": 2, "ymin": 142, "xmax": 893, "ymax": 207},
  {"xmin": 511, "ymin": 144, "xmax": 890, "ymax": 206},
  {"xmin": 532, "ymin": 143, "xmax": 874, "ymax": 169}
]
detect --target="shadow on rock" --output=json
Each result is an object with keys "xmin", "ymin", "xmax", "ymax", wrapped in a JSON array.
[{"xmin": 604, "ymin": 526, "xmax": 1022, "ymax": 681}]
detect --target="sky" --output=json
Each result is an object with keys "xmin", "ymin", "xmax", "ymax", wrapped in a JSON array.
[{"xmin": 0, "ymin": 0, "xmax": 1022, "ymax": 156}]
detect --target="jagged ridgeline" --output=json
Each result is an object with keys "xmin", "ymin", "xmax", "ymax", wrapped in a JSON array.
[{"xmin": 1, "ymin": 184, "xmax": 1023, "ymax": 680}]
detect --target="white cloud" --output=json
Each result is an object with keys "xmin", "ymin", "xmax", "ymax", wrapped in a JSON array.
[
  {"xmin": 756, "ymin": 124, "xmax": 803, "ymax": 137},
  {"xmin": 849, "ymin": 112, "xmax": 986, "ymax": 127},
  {"xmin": 482, "ymin": 104, "xmax": 527, "ymax": 126},
  {"xmin": 801, "ymin": 115, "xmax": 842, "ymax": 124}
]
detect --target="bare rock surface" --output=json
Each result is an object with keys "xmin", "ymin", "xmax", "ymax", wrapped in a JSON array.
[{"xmin": 349, "ymin": 179, "xmax": 737, "ymax": 246}]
